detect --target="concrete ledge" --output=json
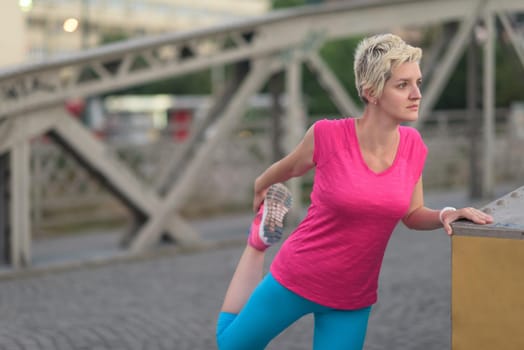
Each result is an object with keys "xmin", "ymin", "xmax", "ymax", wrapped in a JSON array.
[{"xmin": 452, "ymin": 185, "xmax": 524, "ymax": 239}]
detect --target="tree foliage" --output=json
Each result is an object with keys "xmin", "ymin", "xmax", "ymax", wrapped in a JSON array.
[
  {"xmin": 304, "ymin": 37, "xmax": 364, "ymax": 115},
  {"xmin": 433, "ymin": 39, "xmax": 524, "ymax": 109}
]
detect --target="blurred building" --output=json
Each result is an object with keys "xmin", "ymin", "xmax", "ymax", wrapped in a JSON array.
[
  {"xmin": 0, "ymin": 0, "xmax": 270, "ymax": 67},
  {"xmin": 0, "ymin": 2, "xmax": 27, "ymax": 67}
]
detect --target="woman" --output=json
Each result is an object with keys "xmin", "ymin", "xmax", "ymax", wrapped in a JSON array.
[{"xmin": 216, "ymin": 33, "xmax": 493, "ymax": 350}]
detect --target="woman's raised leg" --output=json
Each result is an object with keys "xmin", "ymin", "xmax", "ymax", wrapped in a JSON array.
[
  {"xmin": 220, "ymin": 183, "xmax": 292, "ymax": 313},
  {"xmin": 220, "ymin": 244, "xmax": 265, "ymax": 314}
]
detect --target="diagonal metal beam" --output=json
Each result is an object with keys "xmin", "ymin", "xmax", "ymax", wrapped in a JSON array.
[
  {"xmin": 305, "ymin": 52, "xmax": 362, "ymax": 118},
  {"xmin": 129, "ymin": 57, "xmax": 274, "ymax": 252},
  {"xmin": 50, "ymin": 114, "xmax": 160, "ymax": 215},
  {"xmin": 0, "ymin": 108, "xmax": 63, "ymax": 155},
  {"xmin": 50, "ymin": 114, "xmax": 200, "ymax": 247},
  {"xmin": 497, "ymin": 12, "xmax": 524, "ymax": 69},
  {"xmin": 154, "ymin": 61, "xmax": 251, "ymax": 195},
  {"xmin": 416, "ymin": 0, "xmax": 485, "ymax": 127},
  {"xmin": 0, "ymin": 109, "xmax": 199, "ymax": 254},
  {"xmin": 421, "ymin": 24, "xmax": 456, "ymax": 80}
]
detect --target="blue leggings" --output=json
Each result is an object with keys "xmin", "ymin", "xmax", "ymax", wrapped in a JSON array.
[{"xmin": 216, "ymin": 273, "xmax": 371, "ymax": 350}]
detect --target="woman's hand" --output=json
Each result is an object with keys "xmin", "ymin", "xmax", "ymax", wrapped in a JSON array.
[
  {"xmin": 441, "ymin": 207, "xmax": 494, "ymax": 236},
  {"xmin": 252, "ymin": 189, "xmax": 268, "ymax": 212}
]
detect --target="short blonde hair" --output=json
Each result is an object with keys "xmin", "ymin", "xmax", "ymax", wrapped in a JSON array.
[{"xmin": 354, "ymin": 33, "xmax": 422, "ymax": 103}]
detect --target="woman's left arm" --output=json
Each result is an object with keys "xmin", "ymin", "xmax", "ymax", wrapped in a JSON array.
[{"xmin": 402, "ymin": 177, "xmax": 493, "ymax": 235}]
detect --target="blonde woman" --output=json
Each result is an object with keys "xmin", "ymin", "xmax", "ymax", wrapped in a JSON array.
[{"xmin": 216, "ymin": 33, "xmax": 493, "ymax": 350}]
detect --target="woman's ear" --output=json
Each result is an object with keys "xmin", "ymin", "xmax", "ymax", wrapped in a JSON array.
[{"xmin": 363, "ymin": 88, "xmax": 376, "ymax": 105}]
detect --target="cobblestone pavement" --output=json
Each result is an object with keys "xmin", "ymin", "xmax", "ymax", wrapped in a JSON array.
[{"xmin": 0, "ymin": 186, "xmax": 515, "ymax": 350}]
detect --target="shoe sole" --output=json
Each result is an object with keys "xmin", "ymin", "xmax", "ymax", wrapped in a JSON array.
[{"xmin": 259, "ymin": 183, "xmax": 293, "ymax": 245}]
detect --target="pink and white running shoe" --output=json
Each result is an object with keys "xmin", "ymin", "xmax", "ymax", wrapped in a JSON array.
[{"xmin": 247, "ymin": 183, "xmax": 293, "ymax": 251}]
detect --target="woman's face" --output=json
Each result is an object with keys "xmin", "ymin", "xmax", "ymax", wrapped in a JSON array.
[{"xmin": 378, "ymin": 61, "xmax": 422, "ymax": 123}]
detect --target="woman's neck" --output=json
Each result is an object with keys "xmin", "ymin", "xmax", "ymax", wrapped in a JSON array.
[{"xmin": 355, "ymin": 111, "xmax": 399, "ymax": 152}]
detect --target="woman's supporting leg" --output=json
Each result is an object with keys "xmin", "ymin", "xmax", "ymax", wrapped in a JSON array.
[
  {"xmin": 313, "ymin": 306, "xmax": 372, "ymax": 350},
  {"xmin": 217, "ymin": 273, "xmax": 320, "ymax": 350}
]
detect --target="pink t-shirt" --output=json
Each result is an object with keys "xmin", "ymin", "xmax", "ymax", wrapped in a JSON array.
[{"xmin": 270, "ymin": 118, "xmax": 428, "ymax": 310}]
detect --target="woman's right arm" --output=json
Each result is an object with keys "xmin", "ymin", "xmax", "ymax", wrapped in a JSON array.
[{"xmin": 252, "ymin": 124, "xmax": 316, "ymax": 211}]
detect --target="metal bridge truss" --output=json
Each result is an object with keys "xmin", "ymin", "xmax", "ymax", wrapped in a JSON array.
[{"xmin": 0, "ymin": 0, "xmax": 523, "ymax": 267}]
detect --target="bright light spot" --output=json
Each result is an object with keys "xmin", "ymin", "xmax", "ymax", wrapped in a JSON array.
[
  {"xmin": 19, "ymin": 0, "xmax": 33, "ymax": 11},
  {"xmin": 63, "ymin": 18, "xmax": 79, "ymax": 33}
]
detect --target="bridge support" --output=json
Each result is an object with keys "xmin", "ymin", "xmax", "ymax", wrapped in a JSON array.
[
  {"xmin": 0, "ymin": 140, "xmax": 31, "ymax": 268},
  {"xmin": 482, "ymin": 12, "xmax": 495, "ymax": 198},
  {"xmin": 0, "ymin": 154, "xmax": 10, "ymax": 265},
  {"xmin": 285, "ymin": 54, "xmax": 306, "ymax": 220}
]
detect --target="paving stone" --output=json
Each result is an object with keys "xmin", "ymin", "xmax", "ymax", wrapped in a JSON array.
[{"xmin": 0, "ymin": 186, "xmax": 517, "ymax": 350}]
